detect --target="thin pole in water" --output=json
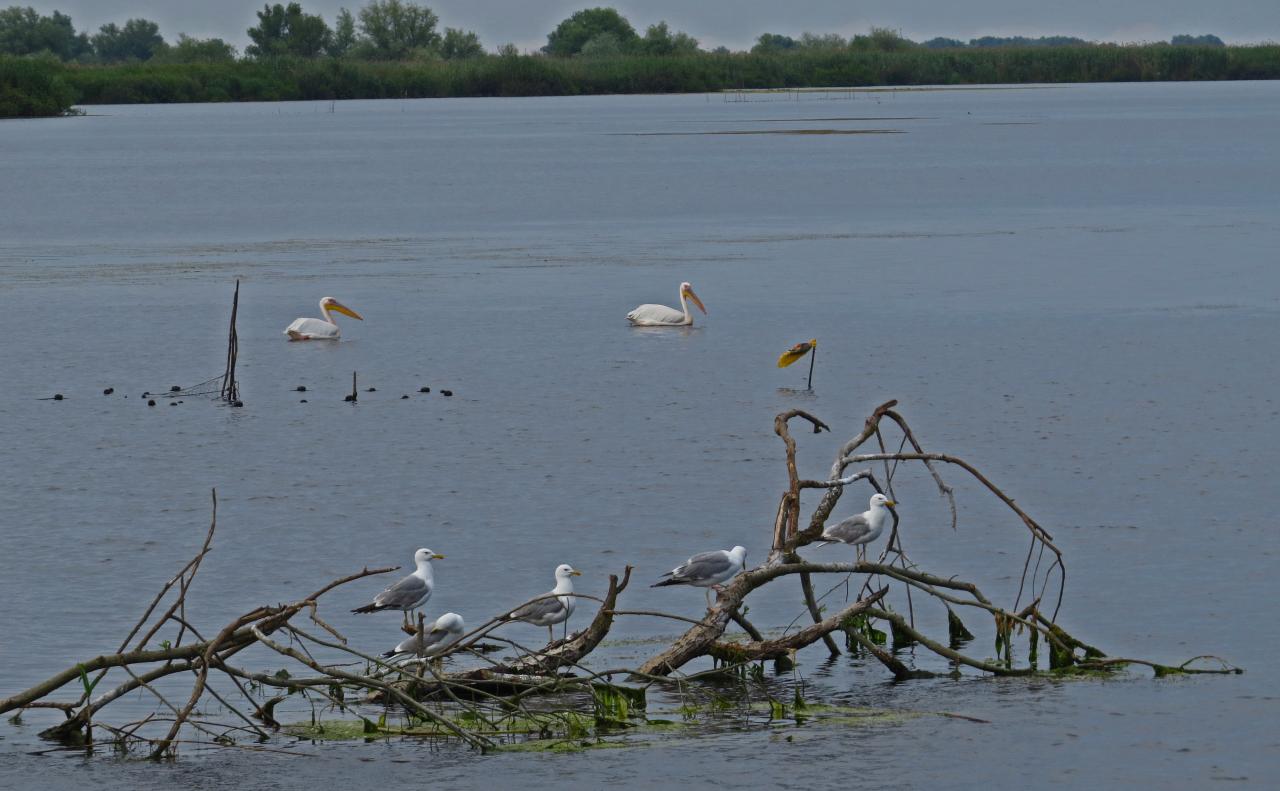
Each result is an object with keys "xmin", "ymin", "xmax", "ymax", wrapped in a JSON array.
[
  {"xmin": 220, "ymin": 280, "xmax": 240, "ymax": 402},
  {"xmin": 352, "ymin": 371, "xmax": 358, "ymax": 403},
  {"xmin": 806, "ymin": 347, "xmax": 817, "ymax": 391}
]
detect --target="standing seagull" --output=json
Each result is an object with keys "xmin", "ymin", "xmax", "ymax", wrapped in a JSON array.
[
  {"xmin": 652, "ymin": 545, "xmax": 747, "ymax": 607},
  {"xmin": 284, "ymin": 296, "xmax": 363, "ymax": 340},
  {"xmin": 626, "ymin": 281, "xmax": 707, "ymax": 327},
  {"xmin": 382, "ymin": 612, "xmax": 466, "ymax": 663},
  {"xmin": 503, "ymin": 564, "xmax": 581, "ymax": 645},
  {"xmin": 352, "ymin": 548, "xmax": 443, "ymax": 626},
  {"xmin": 816, "ymin": 493, "xmax": 896, "ymax": 559}
]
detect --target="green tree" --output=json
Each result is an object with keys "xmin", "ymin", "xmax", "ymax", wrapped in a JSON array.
[
  {"xmin": 329, "ymin": 7, "xmax": 356, "ymax": 56},
  {"xmin": 544, "ymin": 8, "xmax": 637, "ymax": 56},
  {"xmin": 440, "ymin": 27, "xmax": 482, "ymax": 59},
  {"xmin": 637, "ymin": 21, "xmax": 698, "ymax": 55},
  {"xmin": 923, "ymin": 37, "xmax": 965, "ymax": 49},
  {"xmin": 751, "ymin": 33, "xmax": 797, "ymax": 54},
  {"xmin": 579, "ymin": 31, "xmax": 622, "ymax": 57},
  {"xmin": 154, "ymin": 34, "xmax": 236, "ymax": 64},
  {"xmin": 799, "ymin": 32, "xmax": 846, "ymax": 49},
  {"xmin": 92, "ymin": 18, "xmax": 167, "ymax": 62},
  {"xmin": 851, "ymin": 27, "xmax": 915, "ymax": 52},
  {"xmin": 1172, "ymin": 34, "xmax": 1225, "ymax": 47},
  {"xmin": 246, "ymin": 3, "xmax": 331, "ymax": 58},
  {"xmin": 0, "ymin": 6, "xmax": 90, "ymax": 60},
  {"xmin": 0, "ymin": 52, "xmax": 76, "ymax": 116},
  {"xmin": 357, "ymin": 0, "xmax": 440, "ymax": 59}
]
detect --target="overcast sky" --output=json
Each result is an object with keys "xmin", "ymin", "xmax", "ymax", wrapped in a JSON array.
[{"xmin": 25, "ymin": 1, "xmax": 1280, "ymax": 52}]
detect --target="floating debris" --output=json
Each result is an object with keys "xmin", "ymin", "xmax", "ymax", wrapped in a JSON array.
[
  {"xmin": 366, "ymin": 387, "xmax": 377, "ymax": 392},
  {"xmin": 344, "ymin": 394, "xmax": 356, "ymax": 402},
  {"xmin": 401, "ymin": 395, "xmax": 409, "ymax": 399},
  {"xmin": 169, "ymin": 385, "xmax": 181, "ymax": 392},
  {"xmin": 419, "ymin": 386, "xmax": 431, "ymax": 393},
  {"xmin": 148, "ymin": 399, "xmax": 156, "ymax": 407},
  {"xmin": 169, "ymin": 402, "xmax": 178, "ymax": 407},
  {"xmin": 296, "ymin": 385, "xmax": 307, "ymax": 392},
  {"xmin": 103, "ymin": 387, "xmax": 114, "ymax": 395},
  {"xmin": 300, "ymin": 399, "xmax": 308, "ymax": 403},
  {"xmin": 232, "ymin": 401, "xmax": 244, "ymax": 408},
  {"xmin": 441, "ymin": 390, "xmax": 453, "ymax": 397},
  {"xmin": 53, "ymin": 394, "xmax": 64, "ymax": 401},
  {"xmin": 142, "ymin": 391, "xmax": 150, "ymax": 397}
]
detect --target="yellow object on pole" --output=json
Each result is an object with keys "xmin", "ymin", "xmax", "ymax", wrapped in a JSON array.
[{"xmin": 777, "ymin": 339, "xmax": 817, "ymax": 368}]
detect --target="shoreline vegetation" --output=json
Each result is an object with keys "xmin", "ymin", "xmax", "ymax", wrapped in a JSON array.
[{"xmin": 1, "ymin": 3, "xmax": 1277, "ymax": 118}]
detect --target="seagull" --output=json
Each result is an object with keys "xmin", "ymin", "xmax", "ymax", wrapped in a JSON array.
[
  {"xmin": 816, "ymin": 493, "xmax": 896, "ymax": 559},
  {"xmin": 626, "ymin": 281, "xmax": 707, "ymax": 327},
  {"xmin": 652, "ymin": 545, "xmax": 747, "ymax": 607},
  {"xmin": 352, "ymin": 548, "xmax": 443, "ymax": 626},
  {"xmin": 503, "ymin": 564, "xmax": 581, "ymax": 645},
  {"xmin": 382, "ymin": 612, "xmax": 466, "ymax": 663}
]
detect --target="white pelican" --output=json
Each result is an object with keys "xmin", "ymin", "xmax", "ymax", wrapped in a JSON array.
[
  {"xmin": 816, "ymin": 493, "xmax": 896, "ymax": 559},
  {"xmin": 352, "ymin": 548, "xmax": 443, "ymax": 625},
  {"xmin": 284, "ymin": 297, "xmax": 363, "ymax": 340},
  {"xmin": 652, "ymin": 545, "xmax": 747, "ymax": 607},
  {"xmin": 382, "ymin": 612, "xmax": 466, "ymax": 662},
  {"xmin": 626, "ymin": 281, "xmax": 707, "ymax": 326},
  {"xmin": 503, "ymin": 564, "xmax": 581, "ymax": 644}
]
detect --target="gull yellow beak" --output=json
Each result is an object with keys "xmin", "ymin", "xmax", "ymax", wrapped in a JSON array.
[
  {"xmin": 684, "ymin": 288, "xmax": 707, "ymax": 315},
  {"xmin": 884, "ymin": 500, "xmax": 897, "ymax": 507},
  {"xmin": 329, "ymin": 301, "xmax": 363, "ymax": 320},
  {"xmin": 570, "ymin": 570, "xmax": 582, "ymax": 577},
  {"xmin": 432, "ymin": 553, "xmax": 446, "ymax": 560}
]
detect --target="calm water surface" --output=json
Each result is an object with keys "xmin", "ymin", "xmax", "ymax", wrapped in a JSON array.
[{"xmin": 1, "ymin": 82, "xmax": 1278, "ymax": 789}]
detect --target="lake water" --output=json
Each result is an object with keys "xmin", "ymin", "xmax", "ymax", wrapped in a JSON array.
[{"xmin": 1, "ymin": 81, "xmax": 1278, "ymax": 789}]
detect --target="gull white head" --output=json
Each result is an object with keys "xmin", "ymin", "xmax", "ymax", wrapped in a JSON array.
[
  {"xmin": 434, "ymin": 612, "xmax": 465, "ymax": 634},
  {"xmin": 729, "ymin": 545, "xmax": 748, "ymax": 569},
  {"xmin": 555, "ymin": 564, "xmax": 582, "ymax": 581},
  {"xmin": 679, "ymin": 282, "xmax": 707, "ymax": 314},
  {"xmin": 415, "ymin": 548, "xmax": 445, "ymax": 566},
  {"xmin": 869, "ymin": 493, "xmax": 897, "ymax": 510},
  {"xmin": 320, "ymin": 296, "xmax": 363, "ymax": 321}
]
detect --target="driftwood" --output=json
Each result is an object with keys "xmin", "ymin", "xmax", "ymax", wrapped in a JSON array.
[{"xmin": 2, "ymin": 404, "xmax": 1242, "ymax": 758}]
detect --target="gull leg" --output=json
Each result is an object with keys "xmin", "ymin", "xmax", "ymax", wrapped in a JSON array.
[{"xmin": 547, "ymin": 625, "xmax": 554, "ymax": 645}]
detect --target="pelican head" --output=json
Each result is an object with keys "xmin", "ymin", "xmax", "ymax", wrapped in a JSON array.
[
  {"xmin": 680, "ymin": 282, "xmax": 707, "ymax": 314},
  {"xmin": 869, "ymin": 493, "xmax": 897, "ymax": 509},
  {"xmin": 555, "ymin": 564, "xmax": 582, "ymax": 580},
  {"xmin": 320, "ymin": 297, "xmax": 363, "ymax": 320},
  {"xmin": 415, "ymin": 548, "xmax": 446, "ymax": 565}
]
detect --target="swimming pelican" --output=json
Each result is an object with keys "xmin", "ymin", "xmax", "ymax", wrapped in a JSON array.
[
  {"xmin": 815, "ymin": 493, "xmax": 896, "ymax": 559},
  {"xmin": 382, "ymin": 612, "xmax": 466, "ymax": 662},
  {"xmin": 503, "ymin": 564, "xmax": 581, "ymax": 644},
  {"xmin": 285, "ymin": 297, "xmax": 363, "ymax": 340},
  {"xmin": 652, "ymin": 545, "xmax": 747, "ymax": 607},
  {"xmin": 352, "ymin": 548, "xmax": 443, "ymax": 626},
  {"xmin": 626, "ymin": 282, "xmax": 707, "ymax": 326}
]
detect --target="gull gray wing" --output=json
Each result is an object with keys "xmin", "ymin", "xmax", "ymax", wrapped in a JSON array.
[
  {"xmin": 374, "ymin": 574, "xmax": 429, "ymax": 609},
  {"xmin": 672, "ymin": 551, "xmax": 733, "ymax": 584},
  {"xmin": 510, "ymin": 593, "xmax": 566, "ymax": 625},
  {"xmin": 823, "ymin": 514, "xmax": 872, "ymax": 545}
]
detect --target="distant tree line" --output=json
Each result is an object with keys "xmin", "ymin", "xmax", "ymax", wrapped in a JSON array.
[{"xmin": 0, "ymin": 3, "xmax": 1271, "ymax": 118}]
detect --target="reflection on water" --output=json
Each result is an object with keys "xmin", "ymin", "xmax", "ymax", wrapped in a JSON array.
[{"xmin": 2, "ymin": 81, "xmax": 1279, "ymax": 788}]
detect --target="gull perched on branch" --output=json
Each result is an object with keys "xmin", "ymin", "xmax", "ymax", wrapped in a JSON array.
[
  {"xmin": 816, "ymin": 493, "xmax": 895, "ymax": 558},
  {"xmin": 626, "ymin": 281, "xmax": 707, "ymax": 326},
  {"xmin": 652, "ymin": 545, "xmax": 747, "ymax": 607},
  {"xmin": 352, "ymin": 548, "xmax": 443, "ymax": 626},
  {"xmin": 382, "ymin": 612, "xmax": 466, "ymax": 662},
  {"xmin": 503, "ymin": 564, "xmax": 581, "ymax": 644}
]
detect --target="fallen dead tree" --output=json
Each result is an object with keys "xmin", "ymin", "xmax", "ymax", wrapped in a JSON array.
[{"xmin": 2, "ymin": 403, "xmax": 1241, "ymax": 758}]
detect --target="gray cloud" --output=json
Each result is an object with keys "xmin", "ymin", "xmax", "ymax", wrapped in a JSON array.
[{"xmin": 26, "ymin": 1, "xmax": 1280, "ymax": 52}]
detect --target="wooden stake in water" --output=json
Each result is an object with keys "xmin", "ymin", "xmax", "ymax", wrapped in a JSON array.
[
  {"xmin": 352, "ymin": 371, "xmax": 358, "ymax": 403},
  {"xmin": 806, "ymin": 345, "xmax": 817, "ymax": 391},
  {"xmin": 219, "ymin": 280, "xmax": 240, "ymax": 402}
]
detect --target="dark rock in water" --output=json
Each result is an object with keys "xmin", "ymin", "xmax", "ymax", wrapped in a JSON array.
[
  {"xmin": 170, "ymin": 385, "xmax": 181, "ymax": 392},
  {"xmin": 232, "ymin": 401, "xmax": 244, "ymax": 408},
  {"xmin": 169, "ymin": 402, "xmax": 178, "ymax": 407},
  {"xmin": 401, "ymin": 394, "xmax": 409, "ymax": 399},
  {"xmin": 296, "ymin": 385, "xmax": 307, "ymax": 392},
  {"xmin": 366, "ymin": 387, "xmax": 376, "ymax": 392},
  {"xmin": 142, "ymin": 391, "xmax": 150, "ymax": 397},
  {"xmin": 441, "ymin": 390, "xmax": 453, "ymax": 397},
  {"xmin": 148, "ymin": 399, "xmax": 156, "ymax": 406},
  {"xmin": 53, "ymin": 393, "xmax": 64, "ymax": 400},
  {"xmin": 300, "ymin": 399, "xmax": 308, "ymax": 403},
  {"xmin": 419, "ymin": 386, "xmax": 430, "ymax": 393},
  {"xmin": 103, "ymin": 387, "xmax": 114, "ymax": 395},
  {"xmin": 344, "ymin": 394, "xmax": 356, "ymax": 402}
]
